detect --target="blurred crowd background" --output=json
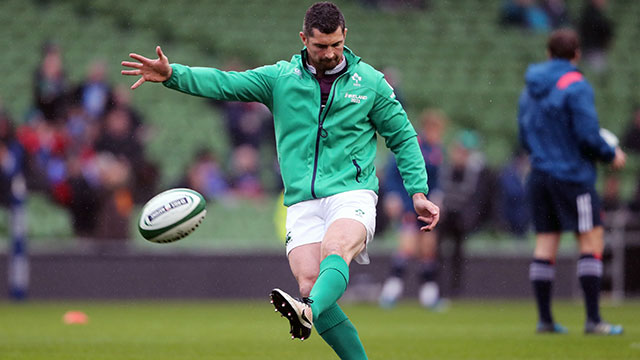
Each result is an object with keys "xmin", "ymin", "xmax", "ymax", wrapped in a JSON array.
[{"xmin": 0, "ymin": 0, "xmax": 639, "ymax": 256}]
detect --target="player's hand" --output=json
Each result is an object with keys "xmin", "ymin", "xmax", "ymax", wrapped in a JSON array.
[
  {"xmin": 611, "ymin": 147, "xmax": 626, "ymax": 170},
  {"xmin": 412, "ymin": 193, "xmax": 440, "ymax": 232},
  {"xmin": 121, "ymin": 46, "xmax": 172, "ymax": 90}
]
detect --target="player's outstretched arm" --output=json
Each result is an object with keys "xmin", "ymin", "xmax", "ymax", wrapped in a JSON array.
[
  {"xmin": 121, "ymin": 46, "xmax": 172, "ymax": 90},
  {"xmin": 412, "ymin": 193, "xmax": 440, "ymax": 232}
]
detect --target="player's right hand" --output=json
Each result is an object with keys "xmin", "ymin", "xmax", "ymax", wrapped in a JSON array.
[
  {"xmin": 121, "ymin": 46, "xmax": 172, "ymax": 89},
  {"xmin": 611, "ymin": 147, "xmax": 626, "ymax": 170},
  {"xmin": 412, "ymin": 193, "xmax": 440, "ymax": 232}
]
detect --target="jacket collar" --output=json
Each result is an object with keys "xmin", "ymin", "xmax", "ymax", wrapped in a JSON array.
[
  {"xmin": 298, "ymin": 46, "xmax": 361, "ymax": 75},
  {"xmin": 306, "ymin": 55, "xmax": 347, "ymax": 75}
]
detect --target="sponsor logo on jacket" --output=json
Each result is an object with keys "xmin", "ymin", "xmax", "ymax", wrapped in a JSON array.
[{"xmin": 345, "ymin": 93, "xmax": 368, "ymax": 104}]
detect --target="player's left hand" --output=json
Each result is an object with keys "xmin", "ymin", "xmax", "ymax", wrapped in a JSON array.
[{"xmin": 412, "ymin": 193, "xmax": 440, "ymax": 232}]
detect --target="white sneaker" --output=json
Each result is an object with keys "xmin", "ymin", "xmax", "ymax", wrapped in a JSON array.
[
  {"xmin": 379, "ymin": 277, "xmax": 404, "ymax": 308},
  {"xmin": 270, "ymin": 288, "xmax": 313, "ymax": 340},
  {"xmin": 419, "ymin": 281, "xmax": 439, "ymax": 308},
  {"xmin": 419, "ymin": 282, "xmax": 448, "ymax": 311}
]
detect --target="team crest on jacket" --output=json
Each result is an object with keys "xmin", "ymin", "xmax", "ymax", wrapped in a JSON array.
[{"xmin": 351, "ymin": 73, "xmax": 362, "ymax": 87}]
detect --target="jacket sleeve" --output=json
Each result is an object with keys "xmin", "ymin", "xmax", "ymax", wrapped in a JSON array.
[
  {"xmin": 162, "ymin": 63, "xmax": 278, "ymax": 107},
  {"xmin": 568, "ymin": 82, "xmax": 615, "ymax": 162},
  {"xmin": 369, "ymin": 76, "xmax": 429, "ymax": 197}
]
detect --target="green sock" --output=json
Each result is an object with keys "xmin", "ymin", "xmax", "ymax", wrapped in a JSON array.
[
  {"xmin": 309, "ymin": 254, "xmax": 349, "ymax": 322},
  {"xmin": 316, "ymin": 304, "xmax": 368, "ymax": 360}
]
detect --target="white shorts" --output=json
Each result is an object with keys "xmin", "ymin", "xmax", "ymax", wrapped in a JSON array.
[{"xmin": 285, "ymin": 190, "xmax": 378, "ymax": 265}]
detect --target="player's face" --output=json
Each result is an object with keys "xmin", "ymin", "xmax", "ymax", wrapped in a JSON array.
[{"xmin": 300, "ymin": 27, "xmax": 347, "ymax": 73}]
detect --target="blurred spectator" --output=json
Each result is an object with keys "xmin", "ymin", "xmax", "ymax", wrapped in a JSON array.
[
  {"xmin": 437, "ymin": 130, "xmax": 495, "ymax": 296},
  {"xmin": 65, "ymin": 101, "xmax": 99, "ymax": 156},
  {"xmin": 0, "ymin": 105, "xmax": 25, "ymax": 207},
  {"xmin": 94, "ymin": 108, "xmax": 143, "ymax": 161},
  {"xmin": 72, "ymin": 60, "xmax": 113, "ymax": 120},
  {"xmin": 378, "ymin": 109, "xmax": 446, "ymax": 309},
  {"xmin": 94, "ymin": 107, "xmax": 158, "ymax": 204},
  {"xmin": 16, "ymin": 112, "xmax": 70, "ymax": 192},
  {"xmin": 176, "ymin": 148, "xmax": 230, "ymax": 201},
  {"xmin": 359, "ymin": 0, "xmax": 430, "ymax": 11},
  {"xmin": 622, "ymin": 107, "xmax": 640, "ymax": 215},
  {"xmin": 629, "ymin": 180, "xmax": 640, "ymax": 214},
  {"xmin": 63, "ymin": 155, "xmax": 100, "ymax": 238},
  {"xmin": 230, "ymin": 144, "xmax": 264, "ymax": 198},
  {"xmin": 622, "ymin": 107, "xmax": 640, "ymax": 153},
  {"xmin": 222, "ymin": 102, "xmax": 272, "ymax": 150},
  {"xmin": 540, "ymin": 0, "xmax": 570, "ymax": 29},
  {"xmin": 500, "ymin": 0, "xmax": 551, "ymax": 32},
  {"xmin": 110, "ymin": 84, "xmax": 158, "ymax": 203},
  {"xmin": 600, "ymin": 173, "xmax": 622, "ymax": 212},
  {"xmin": 578, "ymin": 0, "xmax": 614, "ymax": 74},
  {"xmin": 51, "ymin": 151, "xmax": 136, "ymax": 243},
  {"xmin": 91, "ymin": 153, "xmax": 134, "ymax": 242},
  {"xmin": 33, "ymin": 41, "xmax": 68, "ymax": 123},
  {"xmin": 497, "ymin": 148, "xmax": 531, "ymax": 238},
  {"xmin": 111, "ymin": 84, "xmax": 146, "ymax": 139}
]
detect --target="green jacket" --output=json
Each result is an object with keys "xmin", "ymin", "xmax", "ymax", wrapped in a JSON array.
[{"xmin": 163, "ymin": 47, "xmax": 428, "ymax": 206}]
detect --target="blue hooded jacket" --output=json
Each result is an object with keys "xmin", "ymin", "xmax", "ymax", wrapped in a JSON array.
[{"xmin": 517, "ymin": 59, "xmax": 615, "ymax": 185}]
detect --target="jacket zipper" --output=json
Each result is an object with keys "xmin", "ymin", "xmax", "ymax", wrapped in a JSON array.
[
  {"xmin": 352, "ymin": 159, "xmax": 362, "ymax": 183},
  {"xmin": 310, "ymin": 73, "xmax": 347, "ymax": 199}
]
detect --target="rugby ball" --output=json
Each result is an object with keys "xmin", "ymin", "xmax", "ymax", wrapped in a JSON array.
[
  {"xmin": 138, "ymin": 188, "xmax": 207, "ymax": 243},
  {"xmin": 600, "ymin": 128, "xmax": 619, "ymax": 148}
]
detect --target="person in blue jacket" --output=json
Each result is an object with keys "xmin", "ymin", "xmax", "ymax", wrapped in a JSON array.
[
  {"xmin": 518, "ymin": 28, "xmax": 626, "ymax": 335},
  {"xmin": 378, "ymin": 109, "xmax": 446, "ymax": 309}
]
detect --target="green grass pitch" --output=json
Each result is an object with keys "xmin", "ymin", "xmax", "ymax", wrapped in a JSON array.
[{"xmin": 1, "ymin": 299, "xmax": 638, "ymax": 359}]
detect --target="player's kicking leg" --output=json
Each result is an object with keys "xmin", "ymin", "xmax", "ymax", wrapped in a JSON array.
[
  {"xmin": 271, "ymin": 191, "xmax": 374, "ymax": 359},
  {"xmin": 271, "ymin": 218, "xmax": 369, "ymax": 358},
  {"xmin": 271, "ymin": 242, "xmax": 320, "ymax": 340},
  {"xmin": 270, "ymin": 288, "xmax": 313, "ymax": 340}
]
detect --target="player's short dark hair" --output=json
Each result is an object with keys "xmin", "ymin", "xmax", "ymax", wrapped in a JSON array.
[
  {"xmin": 303, "ymin": 2, "xmax": 346, "ymax": 37},
  {"xmin": 547, "ymin": 28, "xmax": 580, "ymax": 60}
]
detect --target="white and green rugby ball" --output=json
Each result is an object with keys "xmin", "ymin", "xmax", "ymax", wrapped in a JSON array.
[
  {"xmin": 138, "ymin": 188, "xmax": 207, "ymax": 243},
  {"xmin": 599, "ymin": 128, "xmax": 619, "ymax": 148}
]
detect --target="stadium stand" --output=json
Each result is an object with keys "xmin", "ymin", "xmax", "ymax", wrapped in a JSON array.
[{"xmin": 0, "ymin": 0, "xmax": 638, "ymax": 250}]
